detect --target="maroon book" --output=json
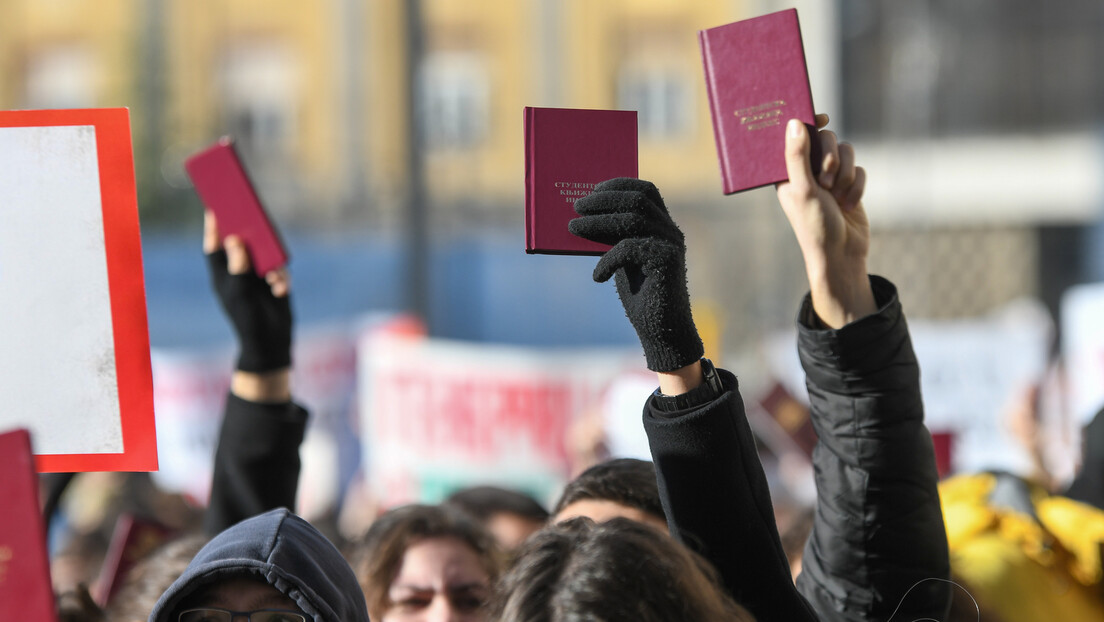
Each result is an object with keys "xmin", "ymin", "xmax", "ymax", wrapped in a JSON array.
[
  {"xmin": 94, "ymin": 514, "xmax": 174, "ymax": 606},
  {"xmin": 700, "ymin": 9, "xmax": 819, "ymax": 194},
  {"xmin": 524, "ymin": 107, "xmax": 638, "ymax": 255},
  {"xmin": 0, "ymin": 429, "xmax": 57, "ymax": 622},
  {"xmin": 185, "ymin": 138, "xmax": 289, "ymax": 275}
]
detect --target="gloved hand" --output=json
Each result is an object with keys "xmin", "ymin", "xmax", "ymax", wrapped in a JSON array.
[
  {"xmin": 569, "ymin": 178, "xmax": 703, "ymax": 372},
  {"xmin": 205, "ymin": 213, "xmax": 292, "ymax": 373}
]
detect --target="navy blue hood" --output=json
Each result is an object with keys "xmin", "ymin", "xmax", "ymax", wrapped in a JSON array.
[{"xmin": 149, "ymin": 508, "xmax": 369, "ymax": 622}]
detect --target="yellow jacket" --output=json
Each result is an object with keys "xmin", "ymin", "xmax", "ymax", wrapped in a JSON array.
[{"xmin": 940, "ymin": 473, "xmax": 1104, "ymax": 622}]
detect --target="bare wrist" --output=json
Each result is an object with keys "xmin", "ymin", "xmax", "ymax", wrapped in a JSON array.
[
  {"xmin": 806, "ymin": 264, "xmax": 876, "ymax": 329},
  {"xmin": 656, "ymin": 360, "xmax": 704, "ymax": 396},
  {"xmin": 231, "ymin": 368, "xmax": 291, "ymax": 403}
]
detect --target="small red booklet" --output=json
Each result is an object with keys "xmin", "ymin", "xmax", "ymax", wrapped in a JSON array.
[
  {"xmin": 95, "ymin": 514, "xmax": 174, "ymax": 606},
  {"xmin": 185, "ymin": 138, "xmax": 289, "ymax": 275},
  {"xmin": 0, "ymin": 429, "xmax": 57, "ymax": 622},
  {"xmin": 524, "ymin": 107, "xmax": 638, "ymax": 255},
  {"xmin": 700, "ymin": 9, "xmax": 819, "ymax": 194}
]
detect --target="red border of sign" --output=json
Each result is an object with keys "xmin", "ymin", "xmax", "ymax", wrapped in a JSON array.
[{"xmin": 0, "ymin": 108, "xmax": 156, "ymax": 472}]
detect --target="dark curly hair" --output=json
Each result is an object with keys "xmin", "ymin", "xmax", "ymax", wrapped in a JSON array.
[
  {"xmin": 553, "ymin": 459, "xmax": 665, "ymax": 524},
  {"xmin": 489, "ymin": 517, "xmax": 755, "ymax": 622}
]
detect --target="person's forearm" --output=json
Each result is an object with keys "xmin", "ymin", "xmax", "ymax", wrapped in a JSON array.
[
  {"xmin": 231, "ymin": 368, "xmax": 291, "ymax": 403},
  {"xmin": 656, "ymin": 359, "xmax": 703, "ymax": 396},
  {"xmin": 804, "ymin": 257, "xmax": 876, "ymax": 329}
]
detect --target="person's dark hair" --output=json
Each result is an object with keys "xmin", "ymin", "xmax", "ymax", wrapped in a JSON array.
[
  {"xmin": 553, "ymin": 458, "xmax": 664, "ymax": 522},
  {"xmin": 348, "ymin": 504, "xmax": 503, "ymax": 620},
  {"xmin": 55, "ymin": 583, "xmax": 107, "ymax": 622},
  {"xmin": 105, "ymin": 533, "xmax": 208, "ymax": 622},
  {"xmin": 488, "ymin": 517, "xmax": 754, "ymax": 621},
  {"xmin": 445, "ymin": 486, "xmax": 550, "ymax": 523}
]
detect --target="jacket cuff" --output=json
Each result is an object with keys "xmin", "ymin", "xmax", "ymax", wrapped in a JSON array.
[
  {"xmin": 646, "ymin": 367, "xmax": 737, "ymax": 420},
  {"xmin": 797, "ymin": 275, "xmax": 909, "ymax": 364}
]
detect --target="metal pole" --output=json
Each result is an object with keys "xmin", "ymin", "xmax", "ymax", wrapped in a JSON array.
[
  {"xmin": 140, "ymin": 0, "xmax": 166, "ymax": 214},
  {"xmin": 337, "ymin": 0, "xmax": 368, "ymax": 221},
  {"xmin": 403, "ymin": 0, "xmax": 430, "ymax": 324}
]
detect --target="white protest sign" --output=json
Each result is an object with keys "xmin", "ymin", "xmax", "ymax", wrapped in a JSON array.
[
  {"xmin": 0, "ymin": 109, "xmax": 154, "ymax": 472},
  {"xmin": 151, "ymin": 315, "xmax": 402, "ymax": 519},
  {"xmin": 1062, "ymin": 282, "xmax": 1104, "ymax": 425},
  {"xmin": 359, "ymin": 332, "xmax": 639, "ymax": 508},
  {"xmin": 762, "ymin": 298, "xmax": 1053, "ymax": 477}
]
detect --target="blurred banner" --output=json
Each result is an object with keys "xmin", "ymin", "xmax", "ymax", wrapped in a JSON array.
[
  {"xmin": 763, "ymin": 298, "xmax": 1057, "ymax": 478},
  {"xmin": 1063, "ymin": 282, "xmax": 1104, "ymax": 425},
  {"xmin": 151, "ymin": 311, "xmax": 645, "ymax": 517},
  {"xmin": 358, "ymin": 332, "xmax": 641, "ymax": 508},
  {"xmin": 150, "ymin": 313, "xmax": 415, "ymax": 519}
]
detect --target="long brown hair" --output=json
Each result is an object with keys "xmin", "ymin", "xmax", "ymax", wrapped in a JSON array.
[{"xmin": 348, "ymin": 504, "xmax": 503, "ymax": 620}]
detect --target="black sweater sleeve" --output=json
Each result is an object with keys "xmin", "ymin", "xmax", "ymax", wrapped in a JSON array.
[
  {"xmin": 203, "ymin": 393, "xmax": 309, "ymax": 536},
  {"xmin": 644, "ymin": 373, "xmax": 820, "ymax": 622},
  {"xmin": 794, "ymin": 276, "xmax": 951, "ymax": 622}
]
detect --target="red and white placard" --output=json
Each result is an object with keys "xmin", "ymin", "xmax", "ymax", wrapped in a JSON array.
[{"xmin": 0, "ymin": 108, "xmax": 155, "ymax": 472}]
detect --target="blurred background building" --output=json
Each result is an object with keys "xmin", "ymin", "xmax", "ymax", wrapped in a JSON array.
[{"xmin": 1, "ymin": 0, "xmax": 1102, "ymax": 353}]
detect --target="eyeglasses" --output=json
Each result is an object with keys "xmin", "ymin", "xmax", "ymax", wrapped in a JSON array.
[{"xmin": 179, "ymin": 608, "xmax": 307, "ymax": 622}]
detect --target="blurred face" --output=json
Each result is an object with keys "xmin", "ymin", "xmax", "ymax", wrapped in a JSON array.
[
  {"xmin": 176, "ymin": 575, "xmax": 306, "ymax": 621},
  {"xmin": 383, "ymin": 537, "xmax": 491, "ymax": 622},
  {"xmin": 554, "ymin": 499, "xmax": 668, "ymax": 533},
  {"xmin": 486, "ymin": 512, "xmax": 544, "ymax": 551}
]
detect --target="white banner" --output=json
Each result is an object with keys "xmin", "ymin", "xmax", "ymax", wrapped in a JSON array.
[
  {"xmin": 151, "ymin": 314, "xmax": 404, "ymax": 518},
  {"xmin": 358, "ymin": 332, "xmax": 641, "ymax": 508},
  {"xmin": 763, "ymin": 298, "xmax": 1055, "ymax": 477},
  {"xmin": 1062, "ymin": 282, "xmax": 1104, "ymax": 426}
]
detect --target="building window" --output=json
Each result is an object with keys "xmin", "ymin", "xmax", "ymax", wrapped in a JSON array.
[
  {"xmin": 219, "ymin": 44, "xmax": 299, "ymax": 159},
  {"xmin": 617, "ymin": 67, "xmax": 692, "ymax": 140},
  {"xmin": 25, "ymin": 47, "xmax": 96, "ymax": 109},
  {"xmin": 418, "ymin": 52, "xmax": 489, "ymax": 150}
]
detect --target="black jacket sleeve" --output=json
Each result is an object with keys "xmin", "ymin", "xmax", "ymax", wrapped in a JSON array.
[
  {"xmin": 203, "ymin": 393, "xmax": 309, "ymax": 535},
  {"xmin": 794, "ymin": 276, "xmax": 951, "ymax": 622},
  {"xmin": 1066, "ymin": 406, "xmax": 1104, "ymax": 511},
  {"xmin": 644, "ymin": 373, "xmax": 820, "ymax": 622}
]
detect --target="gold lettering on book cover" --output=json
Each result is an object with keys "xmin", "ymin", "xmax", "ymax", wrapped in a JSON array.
[
  {"xmin": 734, "ymin": 100, "xmax": 787, "ymax": 131},
  {"xmin": 554, "ymin": 181, "xmax": 598, "ymax": 204}
]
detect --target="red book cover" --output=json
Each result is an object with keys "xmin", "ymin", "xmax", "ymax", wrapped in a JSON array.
[
  {"xmin": 700, "ymin": 9, "xmax": 819, "ymax": 194},
  {"xmin": 185, "ymin": 138, "xmax": 289, "ymax": 275},
  {"xmin": 759, "ymin": 382, "xmax": 816, "ymax": 458},
  {"xmin": 525, "ymin": 107, "xmax": 638, "ymax": 255},
  {"xmin": 0, "ymin": 429, "xmax": 58, "ymax": 622},
  {"xmin": 94, "ymin": 514, "xmax": 174, "ymax": 606}
]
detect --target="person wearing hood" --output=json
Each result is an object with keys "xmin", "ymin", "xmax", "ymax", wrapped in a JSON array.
[{"xmin": 148, "ymin": 508, "xmax": 370, "ymax": 622}]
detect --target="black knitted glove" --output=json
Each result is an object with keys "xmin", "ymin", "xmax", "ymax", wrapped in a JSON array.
[
  {"xmin": 206, "ymin": 249, "xmax": 292, "ymax": 373},
  {"xmin": 569, "ymin": 178, "xmax": 703, "ymax": 372}
]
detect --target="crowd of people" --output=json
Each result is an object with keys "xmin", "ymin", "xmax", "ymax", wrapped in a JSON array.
[{"xmin": 45, "ymin": 116, "xmax": 1104, "ymax": 622}]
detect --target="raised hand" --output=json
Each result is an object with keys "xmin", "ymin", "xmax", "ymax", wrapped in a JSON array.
[
  {"xmin": 203, "ymin": 210, "xmax": 293, "ymax": 376},
  {"xmin": 569, "ymin": 178, "xmax": 703, "ymax": 372},
  {"xmin": 776, "ymin": 116, "xmax": 875, "ymax": 328}
]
